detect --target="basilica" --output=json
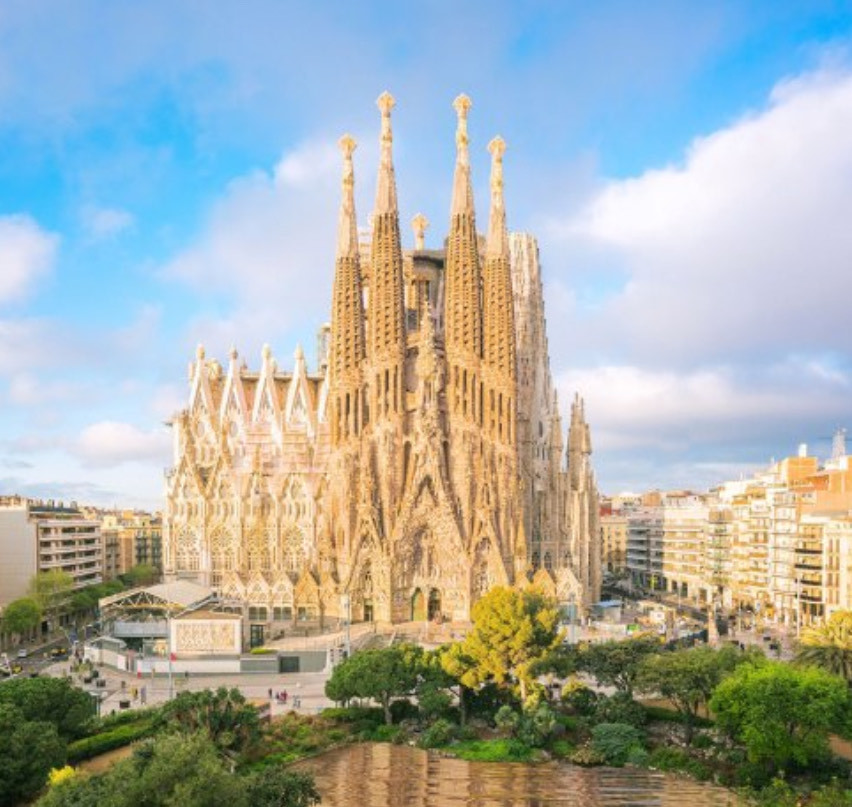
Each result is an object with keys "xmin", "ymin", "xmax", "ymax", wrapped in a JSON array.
[{"xmin": 163, "ymin": 93, "xmax": 600, "ymax": 629}]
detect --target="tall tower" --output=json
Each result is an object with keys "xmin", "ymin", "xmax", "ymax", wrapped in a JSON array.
[
  {"xmin": 367, "ymin": 91, "xmax": 406, "ymax": 425},
  {"xmin": 483, "ymin": 135, "xmax": 517, "ymax": 447},
  {"xmin": 444, "ymin": 94, "xmax": 484, "ymax": 425},
  {"xmin": 329, "ymin": 134, "xmax": 366, "ymax": 445}
]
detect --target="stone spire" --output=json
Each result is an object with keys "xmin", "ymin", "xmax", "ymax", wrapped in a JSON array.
[
  {"xmin": 337, "ymin": 134, "xmax": 359, "ymax": 258},
  {"xmin": 483, "ymin": 136, "xmax": 517, "ymax": 444},
  {"xmin": 368, "ymin": 90, "xmax": 406, "ymax": 421},
  {"xmin": 486, "ymin": 136, "xmax": 508, "ymax": 258},
  {"xmin": 568, "ymin": 393, "xmax": 592, "ymax": 488},
  {"xmin": 444, "ymin": 93, "xmax": 484, "ymax": 420},
  {"xmin": 375, "ymin": 91, "xmax": 398, "ymax": 215},
  {"xmin": 450, "ymin": 94, "xmax": 474, "ymax": 217},
  {"xmin": 329, "ymin": 134, "xmax": 366, "ymax": 444}
]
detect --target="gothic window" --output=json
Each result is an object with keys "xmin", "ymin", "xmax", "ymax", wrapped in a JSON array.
[
  {"xmin": 280, "ymin": 524, "xmax": 306, "ymax": 573},
  {"xmin": 544, "ymin": 552, "xmax": 553, "ymax": 572},
  {"xmin": 532, "ymin": 551, "xmax": 540, "ymax": 569}
]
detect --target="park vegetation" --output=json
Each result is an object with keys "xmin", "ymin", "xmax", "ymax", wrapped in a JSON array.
[{"xmin": 12, "ymin": 590, "xmax": 852, "ymax": 805}]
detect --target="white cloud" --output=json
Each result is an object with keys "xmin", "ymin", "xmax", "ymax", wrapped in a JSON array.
[
  {"xmin": 81, "ymin": 204, "xmax": 135, "ymax": 240},
  {"xmin": 547, "ymin": 68, "xmax": 852, "ymax": 365},
  {"xmin": 74, "ymin": 420, "xmax": 171, "ymax": 468},
  {"xmin": 162, "ymin": 137, "xmax": 368, "ymax": 361},
  {"xmin": 0, "ymin": 215, "xmax": 58, "ymax": 304},
  {"xmin": 558, "ymin": 357, "xmax": 851, "ymax": 453}
]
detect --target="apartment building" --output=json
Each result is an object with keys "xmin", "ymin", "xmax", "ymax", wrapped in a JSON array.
[
  {"xmin": 0, "ymin": 496, "xmax": 102, "ymax": 606},
  {"xmin": 622, "ymin": 439, "xmax": 852, "ymax": 628}
]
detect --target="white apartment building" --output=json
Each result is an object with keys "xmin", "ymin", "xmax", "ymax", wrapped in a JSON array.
[{"xmin": 0, "ymin": 496, "xmax": 102, "ymax": 607}]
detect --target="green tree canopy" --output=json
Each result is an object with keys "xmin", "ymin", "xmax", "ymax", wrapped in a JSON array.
[
  {"xmin": 1, "ymin": 597, "xmax": 42, "ymax": 636},
  {"xmin": 710, "ymin": 660, "xmax": 850, "ymax": 773},
  {"xmin": 29, "ymin": 570, "xmax": 74, "ymax": 632},
  {"xmin": 325, "ymin": 643, "xmax": 422, "ymax": 724},
  {"xmin": 39, "ymin": 732, "xmax": 319, "ymax": 807},
  {"xmin": 456, "ymin": 586, "xmax": 562, "ymax": 702},
  {"xmin": 576, "ymin": 635, "xmax": 662, "ymax": 697},
  {"xmin": 0, "ymin": 702, "xmax": 66, "ymax": 807},
  {"xmin": 796, "ymin": 610, "xmax": 852, "ymax": 684},
  {"xmin": 157, "ymin": 687, "xmax": 261, "ymax": 752},
  {"xmin": 0, "ymin": 677, "xmax": 93, "ymax": 740},
  {"xmin": 637, "ymin": 645, "xmax": 755, "ymax": 742},
  {"xmin": 123, "ymin": 564, "xmax": 160, "ymax": 587}
]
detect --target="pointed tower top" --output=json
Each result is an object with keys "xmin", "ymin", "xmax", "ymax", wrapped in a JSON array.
[
  {"xmin": 411, "ymin": 213, "xmax": 429, "ymax": 250},
  {"xmin": 451, "ymin": 94, "xmax": 474, "ymax": 217},
  {"xmin": 374, "ymin": 91, "xmax": 398, "ymax": 214},
  {"xmin": 294, "ymin": 342, "xmax": 304, "ymax": 361},
  {"xmin": 262, "ymin": 343, "xmax": 271, "ymax": 361},
  {"xmin": 337, "ymin": 134, "xmax": 359, "ymax": 258},
  {"xmin": 486, "ymin": 135, "xmax": 508, "ymax": 257},
  {"xmin": 196, "ymin": 343, "xmax": 205, "ymax": 361},
  {"xmin": 228, "ymin": 345, "xmax": 238, "ymax": 362}
]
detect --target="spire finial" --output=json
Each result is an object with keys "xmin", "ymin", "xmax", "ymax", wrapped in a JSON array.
[
  {"xmin": 337, "ymin": 134, "xmax": 359, "ymax": 258},
  {"xmin": 486, "ymin": 136, "xmax": 508, "ymax": 257},
  {"xmin": 374, "ymin": 91, "xmax": 398, "ymax": 214},
  {"xmin": 453, "ymin": 94, "xmax": 472, "ymax": 157},
  {"xmin": 450, "ymin": 94, "xmax": 474, "ymax": 217},
  {"xmin": 411, "ymin": 213, "xmax": 429, "ymax": 250}
]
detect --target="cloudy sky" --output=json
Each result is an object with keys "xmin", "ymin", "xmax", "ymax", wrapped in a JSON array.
[{"xmin": 1, "ymin": 1, "xmax": 851, "ymax": 510}]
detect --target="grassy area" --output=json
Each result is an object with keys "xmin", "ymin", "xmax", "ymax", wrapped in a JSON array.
[
  {"xmin": 68, "ymin": 716, "xmax": 157, "ymax": 763},
  {"xmin": 442, "ymin": 738, "xmax": 537, "ymax": 763}
]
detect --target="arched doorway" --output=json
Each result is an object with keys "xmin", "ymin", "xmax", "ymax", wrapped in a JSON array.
[
  {"xmin": 428, "ymin": 589, "xmax": 441, "ymax": 621},
  {"xmin": 411, "ymin": 588, "xmax": 426, "ymax": 621}
]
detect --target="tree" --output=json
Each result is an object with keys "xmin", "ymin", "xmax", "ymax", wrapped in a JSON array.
[
  {"xmin": 1, "ymin": 597, "xmax": 42, "ymax": 639},
  {"xmin": 39, "ymin": 732, "xmax": 320, "ymax": 807},
  {"xmin": 457, "ymin": 586, "xmax": 562, "ymax": 702},
  {"xmin": 158, "ymin": 687, "xmax": 261, "ymax": 752},
  {"xmin": 40, "ymin": 732, "xmax": 247, "ymax": 807},
  {"xmin": 576, "ymin": 635, "xmax": 662, "ymax": 697},
  {"xmin": 796, "ymin": 611, "xmax": 852, "ymax": 684},
  {"xmin": 637, "ymin": 645, "xmax": 753, "ymax": 742},
  {"xmin": 0, "ymin": 677, "xmax": 93, "ymax": 740},
  {"xmin": 0, "ymin": 702, "xmax": 66, "ymax": 807},
  {"xmin": 29, "ymin": 570, "xmax": 74, "ymax": 634},
  {"xmin": 123, "ymin": 564, "xmax": 159, "ymax": 587},
  {"xmin": 325, "ymin": 644, "xmax": 421, "ymax": 724},
  {"xmin": 710, "ymin": 660, "xmax": 850, "ymax": 773}
]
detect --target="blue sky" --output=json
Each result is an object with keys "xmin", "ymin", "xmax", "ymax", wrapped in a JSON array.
[{"xmin": 1, "ymin": 1, "xmax": 852, "ymax": 509}]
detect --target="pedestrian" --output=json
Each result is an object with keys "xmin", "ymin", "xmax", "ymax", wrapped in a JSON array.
[
  {"xmin": 282, "ymin": 690, "xmax": 288, "ymax": 704},
  {"xmin": 268, "ymin": 688, "xmax": 273, "ymax": 699}
]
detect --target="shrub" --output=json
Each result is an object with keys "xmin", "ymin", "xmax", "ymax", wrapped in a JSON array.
[
  {"xmin": 626, "ymin": 746, "xmax": 650, "ymax": 766},
  {"xmin": 419, "ymin": 718, "xmax": 458, "ymax": 749},
  {"xmin": 66, "ymin": 720, "xmax": 155, "ymax": 763},
  {"xmin": 366, "ymin": 724, "xmax": 402, "ymax": 743},
  {"xmin": 494, "ymin": 705, "xmax": 520, "ymax": 734},
  {"xmin": 517, "ymin": 703, "xmax": 557, "ymax": 748},
  {"xmin": 569, "ymin": 744, "xmax": 606, "ymax": 766},
  {"xmin": 646, "ymin": 747, "xmax": 712, "ymax": 781},
  {"xmin": 550, "ymin": 738, "xmax": 576, "ymax": 759},
  {"xmin": 561, "ymin": 681, "xmax": 599, "ymax": 716},
  {"xmin": 590, "ymin": 722, "xmax": 644, "ymax": 766},
  {"xmin": 593, "ymin": 692, "xmax": 647, "ymax": 728}
]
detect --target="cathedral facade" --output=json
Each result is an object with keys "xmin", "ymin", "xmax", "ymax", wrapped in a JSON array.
[{"xmin": 163, "ymin": 94, "xmax": 600, "ymax": 628}]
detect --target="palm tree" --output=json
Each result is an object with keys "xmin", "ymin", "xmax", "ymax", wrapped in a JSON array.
[{"xmin": 795, "ymin": 611, "xmax": 852, "ymax": 684}]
